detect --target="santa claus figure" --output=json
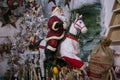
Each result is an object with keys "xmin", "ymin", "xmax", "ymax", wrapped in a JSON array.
[{"xmin": 45, "ymin": 6, "xmax": 67, "ymax": 60}]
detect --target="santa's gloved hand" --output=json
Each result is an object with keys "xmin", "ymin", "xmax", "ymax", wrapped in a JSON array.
[{"xmin": 55, "ymin": 21, "xmax": 63, "ymax": 28}]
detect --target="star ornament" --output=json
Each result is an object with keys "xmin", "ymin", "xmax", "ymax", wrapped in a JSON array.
[
  {"xmin": 48, "ymin": 0, "xmax": 56, "ymax": 5},
  {"xmin": 65, "ymin": 0, "xmax": 71, "ymax": 8}
]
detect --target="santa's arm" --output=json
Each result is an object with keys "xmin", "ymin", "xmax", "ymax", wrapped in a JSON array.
[{"xmin": 48, "ymin": 17, "xmax": 63, "ymax": 31}]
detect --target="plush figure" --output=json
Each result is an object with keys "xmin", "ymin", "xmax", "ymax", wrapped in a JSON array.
[{"xmin": 45, "ymin": 6, "xmax": 67, "ymax": 60}]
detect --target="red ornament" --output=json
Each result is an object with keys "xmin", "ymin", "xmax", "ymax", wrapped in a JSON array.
[
  {"xmin": 32, "ymin": 2, "xmax": 37, "ymax": 8},
  {"xmin": 48, "ymin": 0, "xmax": 56, "ymax": 5}
]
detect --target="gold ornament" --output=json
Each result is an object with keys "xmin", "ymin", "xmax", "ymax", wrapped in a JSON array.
[{"xmin": 53, "ymin": 66, "xmax": 59, "ymax": 74}]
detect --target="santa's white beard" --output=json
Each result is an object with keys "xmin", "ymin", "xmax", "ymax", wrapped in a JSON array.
[{"xmin": 52, "ymin": 12, "xmax": 66, "ymax": 21}]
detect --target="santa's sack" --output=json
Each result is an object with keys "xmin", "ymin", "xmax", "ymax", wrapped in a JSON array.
[{"xmin": 88, "ymin": 38, "xmax": 114, "ymax": 80}]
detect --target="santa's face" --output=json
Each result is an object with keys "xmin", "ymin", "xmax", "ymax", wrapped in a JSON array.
[
  {"xmin": 54, "ymin": 9, "xmax": 66, "ymax": 21},
  {"xmin": 58, "ymin": 9, "xmax": 64, "ymax": 16}
]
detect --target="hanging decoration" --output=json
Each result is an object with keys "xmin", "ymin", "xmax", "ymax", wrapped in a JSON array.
[
  {"xmin": 48, "ymin": 0, "xmax": 56, "ymax": 5},
  {"xmin": 65, "ymin": 0, "xmax": 71, "ymax": 8}
]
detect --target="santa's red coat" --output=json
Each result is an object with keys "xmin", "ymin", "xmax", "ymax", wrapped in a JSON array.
[{"xmin": 46, "ymin": 16, "xmax": 65, "ymax": 50}]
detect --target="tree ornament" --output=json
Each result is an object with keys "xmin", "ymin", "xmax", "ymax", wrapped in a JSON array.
[
  {"xmin": 52, "ymin": 65, "xmax": 60, "ymax": 80},
  {"xmin": 53, "ymin": 66, "xmax": 59, "ymax": 74}
]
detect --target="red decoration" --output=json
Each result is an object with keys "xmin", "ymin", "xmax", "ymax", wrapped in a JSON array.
[
  {"xmin": 48, "ymin": 0, "xmax": 56, "ymax": 5},
  {"xmin": 51, "ymin": 6, "xmax": 57, "ymax": 12},
  {"xmin": 63, "ymin": 56, "xmax": 84, "ymax": 68},
  {"xmin": 65, "ymin": 0, "xmax": 71, "ymax": 8},
  {"xmin": 32, "ymin": 2, "xmax": 37, "ymax": 8},
  {"xmin": 25, "ymin": 4, "xmax": 31, "ymax": 8}
]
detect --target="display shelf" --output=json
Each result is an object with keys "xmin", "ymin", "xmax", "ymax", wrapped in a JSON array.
[
  {"xmin": 110, "ymin": 24, "xmax": 120, "ymax": 28},
  {"xmin": 112, "ymin": 0, "xmax": 120, "ymax": 10},
  {"xmin": 108, "ymin": 1, "xmax": 120, "ymax": 79},
  {"xmin": 110, "ymin": 40, "xmax": 120, "ymax": 46},
  {"xmin": 109, "ymin": 13, "xmax": 120, "ymax": 26},
  {"xmin": 108, "ymin": 0, "xmax": 120, "ymax": 44},
  {"xmin": 113, "ymin": 8, "xmax": 120, "ymax": 13},
  {"xmin": 108, "ymin": 27, "xmax": 120, "ymax": 41}
]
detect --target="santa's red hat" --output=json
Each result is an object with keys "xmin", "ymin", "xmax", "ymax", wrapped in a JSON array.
[{"xmin": 51, "ymin": 6, "xmax": 61, "ymax": 14}]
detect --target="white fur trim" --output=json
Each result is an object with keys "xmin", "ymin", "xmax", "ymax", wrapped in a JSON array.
[
  {"xmin": 80, "ymin": 64, "xmax": 86, "ymax": 70},
  {"xmin": 47, "ymin": 45, "xmax": 56, "ymax": 51},
  {"xmin": 52, "ymin": 7, "xmax": 60, "ymax": 14},
  {"xmin": 45, "ymin": 31, "xmax": 65, "ymax": 41},
  {"xmin": 63, "ymin": 21, "xmax": 67, "ymax": 29},
  {"xmin": 52, "ymin": 21, "xmax": 59, "ymax": 31}
]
